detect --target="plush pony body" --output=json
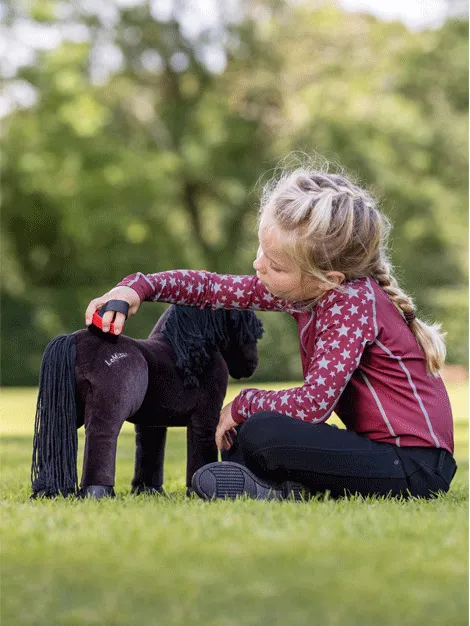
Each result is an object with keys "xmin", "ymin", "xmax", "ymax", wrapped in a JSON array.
[{"xmin": 31, "ymin": 305, "xmax": 263, "ymax": 499}]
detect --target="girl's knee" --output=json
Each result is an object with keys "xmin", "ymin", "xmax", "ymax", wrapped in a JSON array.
[
  {"xmin": 236, "ymin": 412, "xmax": 290, "ymax": 481},
  {"xmin": 237, "ymin": 411, "xmax": 283, "ymax": 453}
]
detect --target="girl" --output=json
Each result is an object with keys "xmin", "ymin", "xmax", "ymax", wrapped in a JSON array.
[{"xmin": 85, "ymin": 168, "xmax": 457, "ymax": 500}]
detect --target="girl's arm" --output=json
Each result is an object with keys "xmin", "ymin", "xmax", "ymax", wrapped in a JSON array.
[
  {"xmin": 230, "ymin": 279, "xmax": 378, "ymax": 424},
  {"xmin": 116, "ymin": 270, "xmax": 305, "ymax": 313}
]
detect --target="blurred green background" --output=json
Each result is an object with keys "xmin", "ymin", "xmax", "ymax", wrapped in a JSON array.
[{"xmin": 1, "ymin": 0, "xmax": 468, "ymax": 385}]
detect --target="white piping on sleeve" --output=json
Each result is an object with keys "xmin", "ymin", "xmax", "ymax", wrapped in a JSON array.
[
  {"xmin": 366, "ymin": 277, "xmax": 378, "ymax": 338},
  {"xmin": 126, "ymin": 272, "xmax": 156, "ymax": 295},
  {"xmin": 300, "ymin": 310, "xmax": 315, "ymax": 353}
]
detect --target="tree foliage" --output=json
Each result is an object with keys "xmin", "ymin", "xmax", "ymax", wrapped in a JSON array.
[{"xmin": 1, "ymin": 0, "xmax": 468, "ymax": 384}]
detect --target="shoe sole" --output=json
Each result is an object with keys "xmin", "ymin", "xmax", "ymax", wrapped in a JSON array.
[{"xmin": 192, "ymin": 462, "xmax": 307, "ymax": 501}]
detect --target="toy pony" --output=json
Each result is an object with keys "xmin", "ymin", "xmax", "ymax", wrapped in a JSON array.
[{"xmin": 31, "ymin": 301, "xmax": 263, "ymax": 499}]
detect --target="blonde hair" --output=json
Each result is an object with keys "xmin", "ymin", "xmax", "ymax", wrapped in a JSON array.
[{"xmin": 258, "ymin": 163, "xmax": 446, "ymax": 377}]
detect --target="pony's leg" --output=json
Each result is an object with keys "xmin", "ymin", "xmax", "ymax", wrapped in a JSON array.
[
  {"xmin": 80, "ymin": 397, "xmax": 127, "ymax": 496},
  {"xmin": 131, "ymin": 425, "xmax": 167, "ymax": 494},
  {"xmin": 80, "ymin": 348, "xmax": 148, "ymax": 498},
  {"xmin": 186, "ymin": 358, "xmax": 227, "ymax": 493},
  {"xmin": 186, "ymin": 352, "xmax": 228, "ymax": 495},
  {"xmin": 186, "ymin": 414, "xmax": 219, "ymax": 492}
]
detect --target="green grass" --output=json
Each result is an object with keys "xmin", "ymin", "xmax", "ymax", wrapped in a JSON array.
[{"xmin": 1, "ymin": 384, "xmax": 468, "ymax": 626}]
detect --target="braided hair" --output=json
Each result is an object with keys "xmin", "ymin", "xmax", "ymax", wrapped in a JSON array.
[{"xmin": 259, "ymin": 163, "xmax": 446, "ymax": 376}]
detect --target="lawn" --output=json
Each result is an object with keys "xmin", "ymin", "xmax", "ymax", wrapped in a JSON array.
[{"xmin": 1, "ymin": 383, "xmax": 468, "ymax": 626}]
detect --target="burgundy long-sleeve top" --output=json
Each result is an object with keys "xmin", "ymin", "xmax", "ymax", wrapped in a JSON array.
[{"xmin": 117, "ymin": 270, "xmax": 454, "ymax": 454}]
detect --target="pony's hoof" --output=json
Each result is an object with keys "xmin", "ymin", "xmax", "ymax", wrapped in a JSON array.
[
  {"xmin": 186, "ymin": 487, "xmax": 196, "ymax": 497},
  {"xmin": 80, "ymin": 485, "xmax": 116, "ymax": 499},
  {"xmin": 30, "ymin": 488, "xmax": 75, "ymax": 499},
  {"xmin": 30, "ymin": 490, "xmax": 57, "ymax": 499},
  {"xmin": 131, "ymin": 485, "xmax": 165, "ymax": 495}
]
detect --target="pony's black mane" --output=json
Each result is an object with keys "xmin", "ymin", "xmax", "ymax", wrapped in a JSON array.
[{"xmin": 161, "ymin": 306, "xmax": 263, "ymax": 388}]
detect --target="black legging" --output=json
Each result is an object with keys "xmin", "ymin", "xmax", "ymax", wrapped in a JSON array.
[{"xmin": 221, "ymin": 411, "xmax": 457, "ymax": 499}]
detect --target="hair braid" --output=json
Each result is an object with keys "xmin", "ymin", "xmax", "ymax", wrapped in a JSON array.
[
  {"xmin": 372, "ymin": 258, "xmax": 446, "ymax": 377},
  {"xmin": 372, "ymin": 259, "xmax": 416, "ymax": 319}
]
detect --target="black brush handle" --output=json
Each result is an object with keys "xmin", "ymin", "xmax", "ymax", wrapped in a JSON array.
[
  {"xmin": 98, "ymin": 300, "xmax": 130, "ymax": 319},
  {"xmin": 89, "ymin": 299, "xmax": 130, "ymax": 336}
]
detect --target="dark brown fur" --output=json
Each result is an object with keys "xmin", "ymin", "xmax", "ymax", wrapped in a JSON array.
[{"xmin": 31, "ymin": 306, "xmax": 263, "ymax": 497}]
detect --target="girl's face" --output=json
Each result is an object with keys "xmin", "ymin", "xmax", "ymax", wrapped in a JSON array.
[{"xmin": 253, "ymin": 226, "xmax": 343, "ymax": 302}]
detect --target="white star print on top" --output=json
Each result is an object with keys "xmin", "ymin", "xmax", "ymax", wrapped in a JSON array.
[
  {"xmin": 117, "ymin": 270, "xmax": 376, "ymax": 424},
  {"xmin": 116, "ymin": 270, "xmax": 454, "ymax": 453},
  {"xmin": 118, "ymin": 270, "xmax": 306, "ymax": 314},
  {"xmin": 230, "ymin": 278, "xmax": 377, "ymax": 424}
]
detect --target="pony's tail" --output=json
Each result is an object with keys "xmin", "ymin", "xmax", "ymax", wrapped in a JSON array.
[{"xmin": 31, "ymin": 334, "xmax": 79, "ymax": 498}]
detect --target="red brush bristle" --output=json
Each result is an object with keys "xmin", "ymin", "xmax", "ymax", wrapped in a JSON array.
[{"xmin": 91, "ymin": 311, "xmax": 117, "ymax": 334}]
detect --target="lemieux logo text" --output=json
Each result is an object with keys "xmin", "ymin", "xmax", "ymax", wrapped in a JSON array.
[{"xmin": 105, "ymin": 353, "xmax": 129, "ymax": 367}]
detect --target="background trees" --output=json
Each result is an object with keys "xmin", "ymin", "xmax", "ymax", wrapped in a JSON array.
[{"xmin": 1, "ymin": 0, "xmax": 467, "ymax": 384}]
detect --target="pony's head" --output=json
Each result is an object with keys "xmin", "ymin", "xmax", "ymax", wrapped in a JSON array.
[
  {"xmin": 219, "ymin": 309, "xmax": 264, "ymax": 380},
  {"xmin": 161, "ymin": 306, "xmax": 264, "ymax": 388}
]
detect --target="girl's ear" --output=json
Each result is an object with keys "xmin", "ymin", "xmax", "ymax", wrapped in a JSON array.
[{"xmin": 322, "ymin": 272, "xmax": 345, "ymax": 290}]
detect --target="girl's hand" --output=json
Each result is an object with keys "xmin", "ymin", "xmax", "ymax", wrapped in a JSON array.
[
  {"xmin": 215, "ymin": 401, "xmax": 238, "ymax": 451},
  {"xmin": 85, "ymin": 286, "xmax": 141, "ymax": 334}
]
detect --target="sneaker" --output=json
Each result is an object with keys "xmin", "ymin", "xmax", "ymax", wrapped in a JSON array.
[{"xmin": 191, "ymin": 461, "xmax": 309, "ymax": 501}]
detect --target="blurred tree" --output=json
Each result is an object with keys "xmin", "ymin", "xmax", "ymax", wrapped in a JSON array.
[
  {"xmin": 1, "ymin": 0, "xmax": 468, "ymax": 384},
  {"xmin": 254, "ymin": 4, "xmax": 468, "ymax": 364}
]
